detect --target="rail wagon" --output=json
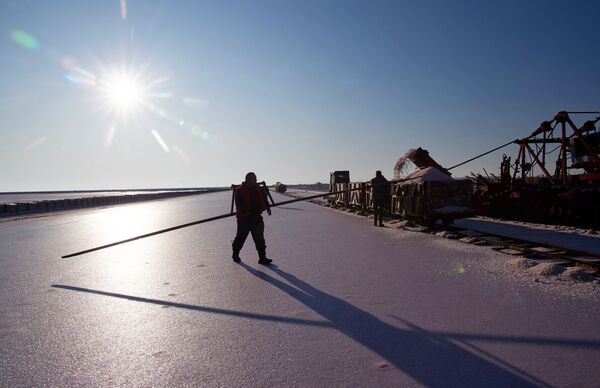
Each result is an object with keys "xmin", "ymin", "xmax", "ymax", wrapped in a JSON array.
[
  {"xmin": 328, "ymin": 166, "xmax": 473, "ymax": 225},
  {"xmin": 392, "ymin": 169, "xmax": 473, "ymax": 225}
]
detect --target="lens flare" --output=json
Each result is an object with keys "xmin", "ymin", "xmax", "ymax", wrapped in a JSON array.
[
  {"xmin": 62, "ymin": 57, "xmax": 97, "ymax": 86},
  {"xmin": 24, "ymin": 137, "xmax": 47, "ymax": 151},
  {"xmin": 10, "ymin": 30, "xmax": 39, "ymax": 50},
  {"xmin": 64, "ymin": 68, "xmax": 96, "ymax": 86},
  {"xmin": 172, "ymin": 145, "xmax": 191, "ymax": 164},
  {"xmin": 120, "ymin": 0, "xmax": 127, "ymax": 20},
  {"xmin": 151, "ymin": 91, "xmax": 174, "ymax": 98},
  {"xmin": 147, "ymin": 76, "xmax": 171, "ymax": 88},
  {"xmin": 151, "ymin": 130, "xmax": 169, "ymax": 152},
  {"xmin": 105, "ymin": 125, "xmax": 116, "ymax": 148},
  {"xmin": 182, "ymin": 97, "xmax": 209, "ymax": 108},
  {"xmin": 190, "ymin": 126, "xmax": 212, "ymax": 141}
]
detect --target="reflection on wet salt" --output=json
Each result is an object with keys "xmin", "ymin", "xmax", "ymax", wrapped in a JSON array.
[{"xmin": 90, "ymin": 205, "xmax": 164, "ymax": 280}]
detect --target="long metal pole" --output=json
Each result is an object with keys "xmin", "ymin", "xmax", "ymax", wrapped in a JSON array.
[
  {"xmin": 64, "ymin": 136, "xmax": 522, "ymax": 260},
  {"xmin": 61, "ymin": 185, "xmax": 383, "ymax": 259}
]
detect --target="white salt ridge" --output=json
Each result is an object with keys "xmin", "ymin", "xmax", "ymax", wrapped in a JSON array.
[
  {"xmin": 508, "ymin": 258, "xmax": 538, "ymax": 269},
  {"xmin": 404, "ymin": 167, "xmax": 454, "ymax": 183},
  {"xmin": 529, "ymin": 263, "xmax": 566, "ymax": 277},
  {"xmin": 505, "ymin": 259, "xmax": 597, "ymax": 284},
  {"xmin": 559, "ymin": 267, "xmax": 596, "ymax": 282}
]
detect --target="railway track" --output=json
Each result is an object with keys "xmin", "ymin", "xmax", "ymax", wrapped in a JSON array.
[
  {"xmin": 309, "ymin": 200, "xmax": 600, "ymax": 275},
  {"xmin": 281, "ymin": 190, "xmax": 600, "ymax": 275},
  {"xmin": 395, "ymin": 221, "xmax": 600, "ymax": 274}
]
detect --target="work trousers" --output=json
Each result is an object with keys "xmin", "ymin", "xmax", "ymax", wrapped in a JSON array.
[
  {"xmin": 232, "ymin": 214, "xmax": 267, "ymax": 258},
  {"xmin": 373, "ymin": 198, "xmax": 386, "ymax": 225}
]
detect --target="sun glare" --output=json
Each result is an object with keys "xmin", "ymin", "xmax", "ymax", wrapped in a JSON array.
[{"xmin": 102, "ymin": 73, "xmax": 145, "ymax": 111}]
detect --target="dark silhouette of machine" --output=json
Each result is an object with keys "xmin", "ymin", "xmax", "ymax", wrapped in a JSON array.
[
  {"xmin": 328, "ymin": 112, "xmax": 600, "ymax": 228},
  {"xmin": 472, "ymin": 111, "xmax": 600, "ymax": 227}
]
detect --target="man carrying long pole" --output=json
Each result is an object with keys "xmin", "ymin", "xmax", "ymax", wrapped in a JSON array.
[{"xmin": 231, "ymin": 172, "xmax": 273, "ymax": 265}]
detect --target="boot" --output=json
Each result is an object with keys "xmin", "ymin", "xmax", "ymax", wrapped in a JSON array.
[
  {"xmin": 258, "ymin": 254, "xmax": 272, "ymax": 265},
  {"xmin": 232, "ymin": 251, "xmax": 241, "ymax": 263}
]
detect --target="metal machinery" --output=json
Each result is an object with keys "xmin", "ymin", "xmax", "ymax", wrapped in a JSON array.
[{"xmin": 473, "ymin": 111, "xmax": 600, "ymax": 227}]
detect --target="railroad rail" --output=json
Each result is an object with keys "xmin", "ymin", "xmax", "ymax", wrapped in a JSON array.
[{"xmin": 421, "ymin": 222, "xmax": 599, "ymax": 273}]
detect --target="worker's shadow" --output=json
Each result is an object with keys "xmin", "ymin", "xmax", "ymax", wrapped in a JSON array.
[{"xmin": 239, "ymin": 263, "xmax": 547, "ymax": 388}]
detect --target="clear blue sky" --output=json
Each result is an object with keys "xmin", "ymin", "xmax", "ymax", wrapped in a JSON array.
[{"xmin": 1, "ymin": 0, "xmax": 598, "ymax": 191}]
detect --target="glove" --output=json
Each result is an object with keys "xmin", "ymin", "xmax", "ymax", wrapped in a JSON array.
[{"xmin": 267, "ymin": 208, "xmax": 272, "ymax": 216}]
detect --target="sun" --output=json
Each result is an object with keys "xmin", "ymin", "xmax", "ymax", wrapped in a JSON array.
[
  {"xmin": 101, "ymin": 72, "xmax": 146, "ymax": 112},
  {"xmin": 89, "ymin": 62, "xmax": 173, "ymax": 125}
]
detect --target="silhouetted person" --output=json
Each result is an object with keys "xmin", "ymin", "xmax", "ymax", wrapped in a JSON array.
[
  {"xmin": 232, "ymin": 172, "xmax": 272, "ymax": 265},
  {"xmin": 371, "ymin": 170, "xmax": 390, "ymax": 227}
]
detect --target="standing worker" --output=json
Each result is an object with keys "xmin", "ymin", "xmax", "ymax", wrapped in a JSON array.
[
  {"xmin": 370, "ymin": 170, "xmax": 390, "ymax": 227},
  {"xmin": 232, "ymin": 172, "xmax": 273, "ymax": 265}
]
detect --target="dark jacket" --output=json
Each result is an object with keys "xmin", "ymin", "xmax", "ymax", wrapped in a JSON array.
[
  {"xmin": 371, "ymin": 175, "xmax": 390, "ymax": 200},
  {"xmin": 235, "ymin": 183, "xmax": 270, "ymax": 219}
]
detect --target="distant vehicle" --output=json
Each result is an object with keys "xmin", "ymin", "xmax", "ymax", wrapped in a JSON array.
[{"xmin": 274, "ymin": 182, "xmax": 287, "ymax": 193}]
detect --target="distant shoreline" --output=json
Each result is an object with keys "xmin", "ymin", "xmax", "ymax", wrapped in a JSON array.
[
  {"xmin": 0, "ymin": 187, "xmax": 227, "ymax": 195},
  {"xmin": 1, "ymin": 188, "xmax": 230, "ymax": 217},
  {"xmin": 0, "ymin": 184, "xmax": 327, "ymax": 215}
]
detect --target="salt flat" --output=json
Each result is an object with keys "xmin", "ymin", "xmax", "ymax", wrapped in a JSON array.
[{"xmin": 1, "ymin": 191, "xmax": 599, "ymax": 387}]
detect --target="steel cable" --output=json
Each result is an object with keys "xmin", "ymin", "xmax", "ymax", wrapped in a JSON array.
[{"xmin": 446, "ymin": 140, "xmax": 517, "ymax": 171}]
